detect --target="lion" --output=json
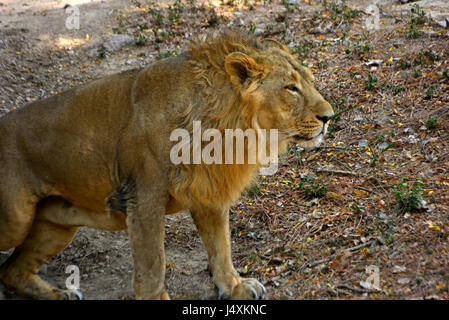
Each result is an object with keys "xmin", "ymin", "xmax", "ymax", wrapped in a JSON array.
[{"xmin": 0, "ymin": 31, "xmax": 333, "ymax": 300}]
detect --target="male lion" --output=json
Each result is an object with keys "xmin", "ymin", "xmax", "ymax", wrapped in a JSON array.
[{"xmin": 0, "ymin": 31, "xmax": 333, "ymax": 300}]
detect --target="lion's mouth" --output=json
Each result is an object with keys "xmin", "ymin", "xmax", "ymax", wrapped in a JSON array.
[
  {"xmin": 293, "ymin": 134, "xmax": 314, "ymax": 141},
  {"xmin": 292, "ymin": 124, "xmax": 328, "ymax": 143},
  {"xmin": 291, "ymin": 125, "xmax": 328, "ymax": 150}
]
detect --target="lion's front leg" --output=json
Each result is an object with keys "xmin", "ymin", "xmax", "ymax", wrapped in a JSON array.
[
  {"xmin": 126, "ymin": 172, "xmax": 170, "ymax": 300},
  {"xmin": 191, "ymin": 208, "xmax": 266, "ymax": 300}
]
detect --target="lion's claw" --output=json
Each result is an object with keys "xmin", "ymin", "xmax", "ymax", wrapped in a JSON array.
[
  {"xmin": 63, "ymin": 289, "xmax": 83, "ymax": 300},
  {"xmin": 216, "ymin": 278, "xmax": 266, "ymax": 300},
  {"xmin": 232, "ymin": 278, "xmax": 266, "ymax": 300}
]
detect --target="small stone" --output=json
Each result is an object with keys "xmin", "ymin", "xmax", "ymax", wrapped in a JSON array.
[
  {"xmin": 392, "ymin": 265, "xmax": 406, "ymax": 273},
  {"xmin": 378, "ymin": 142, "xmax": 390, "ymax": 150},
  {"xmin": 397, "ymin": 277, "xmax": 410, "ymax": 285},
  {"xmin": 364, "ymin": 59, "xmax": 383, "ymax": 67},
  {"xmin": 103, "ymin": 34, "xmax": 134, "ymax": 52},
  {"xmin": 358, "ymin": 140, "xmax": 369, "ymax": 148},
  {"xmin": 254, "ymin": 28, "xmax": 264, "ymax": 36}
]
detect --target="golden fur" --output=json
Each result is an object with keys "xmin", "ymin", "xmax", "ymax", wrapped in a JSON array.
[{"xmin": 0, "ymin": 31, "xmax": 333, "ymax": 300}]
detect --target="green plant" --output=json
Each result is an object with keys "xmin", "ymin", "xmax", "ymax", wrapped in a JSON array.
[
  {"xmin": 415, "ymin": 50, "xmax": 442, "ymax": 66},
  {"xmin": 291, "ymin": 40, "xmax": 316, "ymax": 60},
  {"xmin": 248, "ymin": 22, "xmax": 257, "ymax": 34},
  {"xmin": 394, "ymin": 178, "xmax": 425, "ymax": 213},
  {"xmin": 148, "ymin": 8, "xmax": 164, "ymax": 26},
  {"xmin": 426, "ymin": 116, "xmax": 438, "ymax": 129},
  {"xmin": 351, "ymin": 204, "xmax": 365, "ymax": 213},
  {"xmin": 158, "ymin": 49, "xmax": 178, "ymax": 60},
  {"xmin": 423, "ymin": 85, "xmax": 435, "ymax": 100},
  {"xmin": 443, "ymin": 69, "xmax": 449, "ymax": 80},
  {"xmin": 153, "ymin": 28, "xmax": 168, "ymax": 43},
  {"xmin": 376, "ymin": 135, "xmax": 385, "ymax": 142},
  {"xmin": 299, "ymin": 180, "xmax": 328, "ymax": 199},
  {"xmin": 399, "ymin": 59, "xmax": 411, "ymax": 69},
  {"xmin": 208, "ymin": 12, "xmax": 219, "ymax": 25},
  {"xmin": 368, "ymin": 141, "xmax": 395, "ymax": 167},
  {"xmin": 134, "ymin": 32, "xmax": 147, "ymax": 46},
  {"xmin": 246, "ymin": 183, "xmax": 261, "ymax": 197},
  {"xmin": 322, "ymin": 0, "xmax": 359, "ymax": 25},
  {"xmin": 365, "ymin": 75, "xmax": 378, "ymax": 91},
  {"xmin": 407, "ymin": 5, "xmax": 427, "ymax": 39},
  {"xmin": 168, "ymin": 0, "xmax": 185, "ymax": 23},
  {"xmin": 383, "ymin": 83, "xmax": 404, "ymax": 95},
  {"xmin": 248, "ymin": 250, "xmax": 261, "ymax": 263}
]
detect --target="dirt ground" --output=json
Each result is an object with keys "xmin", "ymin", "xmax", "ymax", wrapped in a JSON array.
[{"xmin": 1, "ymin": 0, "xmax": 448, "ymax": 300}]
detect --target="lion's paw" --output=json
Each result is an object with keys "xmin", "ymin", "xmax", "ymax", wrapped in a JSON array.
[
  {"xmin": 218, "ymin": 278, "xmax": 266, "ymax": 300},
  {"xmin": 62, "ymin": 289, "xmax": 83, "ymax": 300}
]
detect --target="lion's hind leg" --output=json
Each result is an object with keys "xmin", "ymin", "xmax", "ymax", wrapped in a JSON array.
[{"xmin": 0, "ymin": 200, "xmax": 80, "ymax": 300}]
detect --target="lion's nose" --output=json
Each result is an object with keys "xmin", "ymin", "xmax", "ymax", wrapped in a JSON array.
[{"xmin": 316, "ymin": 115, "xmax": 330, "ymax": 125}]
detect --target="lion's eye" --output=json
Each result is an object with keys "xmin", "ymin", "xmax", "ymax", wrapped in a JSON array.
[{"xmin": 285, "ymin": 84, "xmax": 300, "ymax": 93}]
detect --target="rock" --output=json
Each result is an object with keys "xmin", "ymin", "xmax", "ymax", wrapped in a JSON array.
[
  {"xmin": 358, "ymin": 140, "xmax": 369, "ymax": 148},
  {"xmin": 378, "ymin": 142, "xmax": 390, "ymax": 150},
  {"xmin": 435, "ymin": 18, "xmax": 449, "ymax": 28},
  {"xmin": 254, "ymin": 28, "xmax": 264, "ymax": 36},
  {"xmin": 305, "ymin": 199, "xmax": 319, "ymax": 207},
  {"xmin": 285, "ymin": 0, "xmax": 297, "ymax": 5},
  {"xmin": 364, "ymin": 59, "xmax": 383, "ymax": 67},
  {"xmin": 88, "ymin": 48, "xmax": 99, "ymax": 58},
  {"xmin": 392, "ymin": 265, "xmax": 406, "ymax": 273},
  {"xmin": 300, "ymin": 172, "xmax": 317, "ymax": 180},
  {"xmin": 311, "ymin": 26, "xmax": 325, "ymax": 34},
  {"xmin": 397, "ymin": 277, "xmax": 410, "ymax": 285},
  {"xmin": 103, "ymin": 34, "xmax": 134, "ymax": 52}
]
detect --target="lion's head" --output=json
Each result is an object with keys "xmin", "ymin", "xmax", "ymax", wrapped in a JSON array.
[
  {"xmin": 188, "ymin": 31, "xmax": 333, "ymax": 153},
  {"xmin": 173, "ymin": 31, "xmax": 334, "ymax": 208},
  {"xmin": 222, "ymin": 37, "xmax": 334, "ymax": 152}
]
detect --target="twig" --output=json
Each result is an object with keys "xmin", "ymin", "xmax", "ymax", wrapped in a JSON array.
[
  {"xmin": 347, "ymin": 240, "xmax": 376, "ymax": 252},
  {"xmin": 300, "ymin": 240, "xmax": 376, "ymax": 270},
  {"xmin": 316, "ymin": 169, "xmax": 366, "ymax": 176},
  {"xmin": 355, "ymin": 186, "xmax": 372, "ymax": 193},
  {"xmin": 315, "ymin": 146, "xmax": 359, "ymax": 151},
  {"xmin": 335, "ymin": 284, "xmax": 382, "ymax": 294}
]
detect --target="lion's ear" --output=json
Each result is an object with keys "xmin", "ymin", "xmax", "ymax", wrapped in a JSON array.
[
  {"xmin": 265, "ymin": 39, "xmax": 290, "ymax": 53},
  {"xmin": 301, "ymin": 67, "xmax": 315, "ymax": 82},
  {"xmin": 225, "ymin": 52, "xmax": 264, "ymax": 87}
]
